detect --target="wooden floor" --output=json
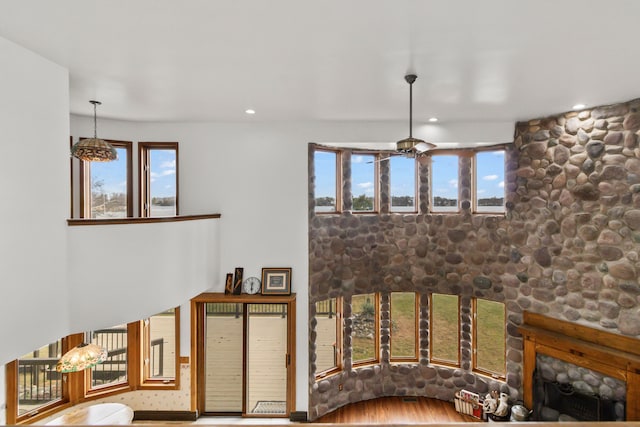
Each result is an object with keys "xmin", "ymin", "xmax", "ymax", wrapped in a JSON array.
[{"xmin": 314, "ymin": 396, "xmax": 479, "ymax": 424}]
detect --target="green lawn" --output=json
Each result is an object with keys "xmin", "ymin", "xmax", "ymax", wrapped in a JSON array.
[{"xmin": 348, "ymin": 293, "xmax": 506, "ymax": 374}]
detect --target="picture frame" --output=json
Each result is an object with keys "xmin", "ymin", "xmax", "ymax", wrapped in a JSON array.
[
  {"xmin": 224, "ymin": 273, "xmax": 234, "ymax": 294},
  {"xmin": 261, "ymin": 268, "xmax": 292, "ymax": 295},
  {"xmin": 233, "ymin": 267, "xmax": 243, "ymax": 295}
]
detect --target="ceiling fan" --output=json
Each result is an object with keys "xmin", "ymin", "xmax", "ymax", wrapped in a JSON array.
[{"xmin": 395, "ymin": 73, "xmax": 436, "ymax": 156}]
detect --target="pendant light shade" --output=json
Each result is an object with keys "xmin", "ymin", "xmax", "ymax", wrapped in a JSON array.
[
  {"xmin": 56, "ymin": 343, "xmax": 108, "ymax": 373},
  {"xmin": 71, "ymin": 100, "xmax": 117, "ymax": 162},
  {"xmin": 396, "ymin": 74, "xmax": 436, "ymax": 154}
]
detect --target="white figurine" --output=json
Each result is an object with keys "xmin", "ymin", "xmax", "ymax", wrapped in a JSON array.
[
  {"xmin": 483, "ymin": 393, "xmax": 497, "ymax": 414},
  {"xmin": 494, "ymin": 392, "xmax": 510, "ymax": 417}
]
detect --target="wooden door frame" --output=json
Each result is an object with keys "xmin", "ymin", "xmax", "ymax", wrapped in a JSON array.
[{"xmin": 191, "ymin": 293, "xmax": 296, "ymax": 418}]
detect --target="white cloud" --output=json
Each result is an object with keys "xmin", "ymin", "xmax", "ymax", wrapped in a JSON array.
[
  {"xmin": 357, "ymin": 182, "xmax": 373, "ymax": 189},
  {"xmin": 448, "ymin": 179, "xmax": 458, "ymax": 188},
  {"xmin": 498, "ymin": 181, "xmax": 505, "ymax": 188},
  {"xmin": 352, "ymin": 155, "xmax": 365, "ymax": 164},
  {"xmin": 483, "ymin": 174, "xmax": 499, "ymax": 181},
  {"xmin": 477, "ymin": 189, "xmax": 486, "ymax": 194},
  {"xmin": 493, "ymin": 151, "xmax": 505, "ymax": 157},
  {"xmin": 160, "ymin": 160, "xmax": 176, "ymax": 169},
  {"xmin": 161, "ymin": 169, "xmax": 176, "ymax": 176}
]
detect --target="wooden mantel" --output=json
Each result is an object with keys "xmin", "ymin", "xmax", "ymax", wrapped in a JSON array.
[{"xmin": 518, "ymin": 312, "xmax": 640, "ymax": 421}]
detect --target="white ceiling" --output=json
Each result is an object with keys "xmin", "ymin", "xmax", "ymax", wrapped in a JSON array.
[{"xmin": 0, "ymin": 0, "xmax": 639, "ymax": 125}]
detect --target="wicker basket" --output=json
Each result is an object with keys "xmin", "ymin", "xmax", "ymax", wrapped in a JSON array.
[{"xmin": 454, "ymin": 391, "xmax": 483, "ymax": 419}]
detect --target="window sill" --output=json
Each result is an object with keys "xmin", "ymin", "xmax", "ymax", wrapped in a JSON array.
[{"xmin": 67, "ymin": 213, "xmax": 220, "ymax": 226}]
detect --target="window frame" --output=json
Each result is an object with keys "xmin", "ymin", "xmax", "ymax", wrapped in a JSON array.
[
  {"xmin": 472, "ymin": 297, "xmax": 507, "ymax": 380},
  {"xmin": 139, "ymin": 307, "xmax": 181, "ymax": 389},
  {"xmin": 429, "ymin": 153, "xmax": 460, "ymax": 214},
  {"xmin": 389, "ymin": 155, "xmax": 418, "ymax": 214},
  {"xmin": 473, "ymin": 147, "xmax": 506, "ymax": 214},
  {"xmin": 350, "ymin": 151, "xmax": 379, "ymax": 214},
  {"xmin": 314, "ymin": 298, "xmax": 343, "ymax": 379},
  {"xmin": 350, "ymin": 293, "xmax": 380, "ymax": 367},
  {"xmin": 313, "ymin": 147, "xmax": 342, "ymax": 214},
  {"xmin": 389, "ymin": 292, "xmax": 419, "ymax": 363},
  {"xmin": 79, "ymin": 139, "xmax": 133, "ymax": 218},
  {"xmin": 5, "ymin": 336, "xmax": 75, "ymax": 424},
  {"xmin": 138, "ymin": 141, "xmax": 179, "ymax": 218},
  {"xmin": 83, "ymin": 323, "xmax": 137, "ymax": 398},
  {"xmin": 429, "ymin": 293, "xmax": 461, "ymax": 367}
]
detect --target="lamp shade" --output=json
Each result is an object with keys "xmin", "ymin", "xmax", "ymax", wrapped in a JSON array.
[
  {"xmin": 56, "ymin": 343, "xmax": 108, "ymax": 373},
  {"xmin": 70, "ymin": 138, "xmax": 118, "ymax": 162}
]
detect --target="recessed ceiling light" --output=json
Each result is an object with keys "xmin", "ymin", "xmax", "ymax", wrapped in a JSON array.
[
  {"xmin": 572, "ymin": 103, "xmax": 586, "ymax": 110},
  {"xmin": 428, "ymin": 117, "xmax": 438, "ymax": 122},
  {"xmin": 245, "ymin": 109, "xmax": 256, "ymax": 115}
]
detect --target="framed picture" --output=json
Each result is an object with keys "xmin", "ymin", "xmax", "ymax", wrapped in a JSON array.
[
  {"xmin": 233, "ymin": 267, "xmax": 243, "ymax": 295},
  {"xmin": 261, "ymin": 268, "xmax": 292, "ymax": 295},
  {"xmin": 224, "ymin": 273, "xmax": 234, "ymax": 294}
]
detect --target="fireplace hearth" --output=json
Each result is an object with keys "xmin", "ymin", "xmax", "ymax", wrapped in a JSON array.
[{"xmin": 518, "ymin": 312, "xmax": 640, "ymax": 421}]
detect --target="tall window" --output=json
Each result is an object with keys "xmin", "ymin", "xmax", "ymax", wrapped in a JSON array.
[
  {"xmin": 430, "ymin": 154, "xmax": 459, "ymax": 212},
  {"xmin": 351, "ymin": 153, "xmax": 377, "ymax": 212},
  {"xmin": 142, "ymin": 308, "xmax": 179, "ymax": 387},
  {"xmin": 473, "ymin": 298, "xmax": 506, "ymax": 378},
  {"xmin": 314, "ymin": 298, "xmax": 342, "ymax": 376},
  {"xmin": 351, "ymin": 293, "xmax": 379, "ymax": 365},
  {"xmin": 314, "ymin": 149, "xmax": 339, "ymax": 213},
  {"xmin": 80, "ymin": 140, "xmax": 132, "ymax": 218},
  {"xmin": 87, "ymin": 325, "xmax": 129, "ymax": 391},
  {"xmin": 430, "ymin": 294, "xmax": 460, "ymax": 366},
  {"xmin": 390, "ymin": 156, "xmax": 417, "ymax": 212},
  {"xmin": 390, "ymin": 292, "xmax": 418, "ymax": 361},
  {"xmin": 139, "ymin": 142, "xmax": 178, "ymax": 217},
  {"xmin": 475, "ymin": 150, "xmax": 505, "ymax": 213}
]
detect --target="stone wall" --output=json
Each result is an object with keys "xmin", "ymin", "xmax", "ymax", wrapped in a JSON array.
[{"xmin": 307, "ymin": 98, "xmax": 640, "ymax": 420}]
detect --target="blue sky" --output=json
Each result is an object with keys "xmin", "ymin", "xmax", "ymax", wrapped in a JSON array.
[
  {"xmin": 91, "ymin": 148, "xmax": 176, "ymax": 198},
  {"xmin": 315, "ymin": 150, "xmax": 505, "ymax": 199}
]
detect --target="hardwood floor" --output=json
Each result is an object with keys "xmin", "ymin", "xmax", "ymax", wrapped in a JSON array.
[{"xmin": 313, "ymin": 396, "xmax": 479, "ymax": 424}]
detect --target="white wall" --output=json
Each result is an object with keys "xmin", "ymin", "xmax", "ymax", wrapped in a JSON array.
[
  {"xmin": 67, "ymin": 218, "xmax": 220, "ymax": 333},
  {"xmin": 0, "ymin": 36, "xmax": 70, "ymax": 365},
  {"xmin": 70, "ymin": 115, "xmax": 514, "ymax": 411}
]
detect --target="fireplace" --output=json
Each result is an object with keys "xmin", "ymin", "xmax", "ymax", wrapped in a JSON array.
[{"xmin": 519, "ymin": 312, "xmax": 640, "ymax": 421}]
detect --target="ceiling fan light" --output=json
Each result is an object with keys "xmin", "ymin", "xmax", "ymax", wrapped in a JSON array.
[{"xmin": 414, "ymin": 141, "xmax": 436, "ymax": 152}]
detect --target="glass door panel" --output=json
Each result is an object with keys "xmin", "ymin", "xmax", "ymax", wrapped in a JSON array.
[
  {"xmin": 246, "ymin": 304, "xmax": 288, "ymax": 415},
  {"xmin": 204, "ymin": 303, "xmax": 244, "ymax": 413}
]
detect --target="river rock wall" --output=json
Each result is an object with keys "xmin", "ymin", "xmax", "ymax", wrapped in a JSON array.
[{"xmin": 307, "ymin": 98, "xmax": 640, "ymax": 420}]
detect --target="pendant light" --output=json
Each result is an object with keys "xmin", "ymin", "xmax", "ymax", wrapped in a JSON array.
[
  {"xmin": 70, "ymin": 100, "xmax": 117, "ymax": 162},
  {"xmin": 56, "ymin": 342, "xmax": 108, "ymax": 373},
  {"xmin": 396, "ymin": 74, "xmax": 436, "ymax": 154}
]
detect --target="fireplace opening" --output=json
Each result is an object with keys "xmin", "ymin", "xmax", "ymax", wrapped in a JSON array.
[{"xmin": 532, "ymin": 356, "xmax": 626, "ymax": 422}]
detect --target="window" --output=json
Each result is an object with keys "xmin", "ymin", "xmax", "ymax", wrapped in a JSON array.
[
  {"xmin": 87, "ymin": 325, "xmax": 129, "ymax": 391},
  {"xmin": 6, "ymin": 311, "xmax": 181, "ymax": 423},
  {"xmin": 475, "ymin": 150, "xmax": 505, "ymax": 213},
  {"xmin": 314, "ymin": 149, "xmax": 340, "ymax": 213},
  {"xmin": 9, "ymin": 339, "xmax": 66, "ymax": 422},
  {"xmin": 430, "ymin": 293, "xmax": 460, "ymax": 366},
  {"xmin": 141, "ymin": 308, "xmax": 179, "ymax": 387},
  {"xmin": 431, "ymin": 154, "xmax": 459, "ymax": 212},
  {"xmin": 473, "ymin": 298, "xmax": 506, "ymax": 378},
  {"xmin": 139, "ymin": 142, "xmax": 178, "ymax": 217},
  {"xmin": 351, "ymin": 153, "xmax": 378, "ymax": 212},
  {"xmin": 351, "ymin": 293, "xmax": 379, "ymax": 365},
  {"xmin": 80, "ymin": 140, "xmax": 132, "ymax": 218},
  {"xmin": 390, "ymin": 292, "xmax": 418, "ymax": 361},
  {"xmin": 390, "ymin": 156, "xmax": 417, "ymax": 212},
  {"xmin": 314, "ymin": 298, "xmax": 342, "ymax": 376}
]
